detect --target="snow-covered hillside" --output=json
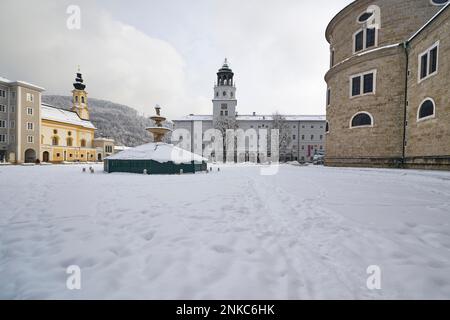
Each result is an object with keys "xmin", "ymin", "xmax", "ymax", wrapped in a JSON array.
[{"xmin": 1, "ymin": 164, "xmax": 450, "ymax": 299}]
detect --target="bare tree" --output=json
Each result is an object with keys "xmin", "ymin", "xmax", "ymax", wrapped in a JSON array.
[
  {"xmin": 214, "ymin": 117, "xmax": 238, "ymax": 162},
  {"xmin": 271, "ymin": 112, "xmax": 291, "ymax": 162}
]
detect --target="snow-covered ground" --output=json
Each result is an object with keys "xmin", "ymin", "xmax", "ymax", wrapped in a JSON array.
[{"xmin": 1, "ymin": 164, "xmax": 450, "ymax": 299}]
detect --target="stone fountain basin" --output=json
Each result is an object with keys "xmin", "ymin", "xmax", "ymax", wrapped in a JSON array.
[{"xmin": 146, "ymin": 127, "xmax": 173, "ymax": 134}]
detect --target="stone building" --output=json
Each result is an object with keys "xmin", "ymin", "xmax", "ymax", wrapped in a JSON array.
[
  {"xmin": 0, "ymin": 71, "xmax": 114, "ymax": 163},
  {"xmin": 173, "ymin": 59, "xmax": 326, "ymax": 162},
  {"xmin": 325, "ymin": 0, "xmax": 449, "ymax": 169}
]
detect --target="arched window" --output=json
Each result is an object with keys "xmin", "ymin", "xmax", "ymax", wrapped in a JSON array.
[
  {"xmin": 431, "ymin": 0, "xmax": 449, "ymax": 5},
  {"xmin": 325, "ymin": 121, "xmax": 330, "ymax": 133},
  {"xmin": 52, "ymin": 136, "xmax": 59, "ymax": 146},
  {"xmin": 81, "ymin": 139, "xmax": 86, "ymax": 147},
  {"xmin": 67, "ymin": 137, "xmax": 73, "ymax": 147},
  {"xmin": 75, "ymin": 96, "xmax": 78, "ymax": 102},
  {"xmin": 350, "ymin": 112, "xmax": 373, "ymax": 128},
  {"xmin": 81, "ymin": 97, "xmax": 85, "ymax": 103},
  {"xmin": 417, "ymin": 98, "xmax": 435, "ymax": 121}
]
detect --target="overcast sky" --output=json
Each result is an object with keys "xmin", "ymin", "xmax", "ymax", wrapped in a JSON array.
[{"xmin": 0, "ymin": 0, "xmax": 353, "ymax": 119}]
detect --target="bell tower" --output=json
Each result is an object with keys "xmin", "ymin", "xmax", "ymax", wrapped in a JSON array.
[
  {"xmin": 71, "ymin": 68, "xmax": 89, "ymax": 120},
  {"xmin": 213, "ymin": 58, "xmax": 237, "ymax": 126}
]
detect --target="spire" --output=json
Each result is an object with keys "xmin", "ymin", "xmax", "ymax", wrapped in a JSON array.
[{"xmin": 73, "ymin": 68, "xmax": 86, "ymax": 90}]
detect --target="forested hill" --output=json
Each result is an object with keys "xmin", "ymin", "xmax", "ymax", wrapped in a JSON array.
[{"xmin": 42, "ymin": 95, "xmax": 154, "ymax": 147}]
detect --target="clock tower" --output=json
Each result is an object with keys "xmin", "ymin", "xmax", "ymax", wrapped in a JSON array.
[{"xmin": 213, "ymin": 58, "xmax": 237, "ymax": 126}]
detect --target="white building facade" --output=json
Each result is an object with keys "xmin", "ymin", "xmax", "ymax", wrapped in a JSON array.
[{"xmin": 172, "ymin": 60, "xmax": 326, "ymax": 163}]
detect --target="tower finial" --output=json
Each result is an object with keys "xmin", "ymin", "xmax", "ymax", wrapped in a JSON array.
[{"xmin": 77, "ymin": 65, "xmax": 81, "ymax": 72}]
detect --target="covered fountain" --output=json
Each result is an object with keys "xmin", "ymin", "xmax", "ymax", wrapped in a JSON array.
[{"xmin": 104, "ymin": 106, "xmax": 207, "ymax": 174}]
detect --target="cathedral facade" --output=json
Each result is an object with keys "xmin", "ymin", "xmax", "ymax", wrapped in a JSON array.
[{"xmin": 325, "ymin": 0, "xmax": 450, "ymax": 169}]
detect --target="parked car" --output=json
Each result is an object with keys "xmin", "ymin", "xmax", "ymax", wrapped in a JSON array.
[{"xmin": 312, "ymin": 152, "xmax": 325, "ymax": 165}]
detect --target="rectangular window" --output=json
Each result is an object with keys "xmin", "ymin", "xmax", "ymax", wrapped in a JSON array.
[
  {"xmin": 352, "ymin": 77, "xmax": 361, "ymax": 96},
  {"xmin": 10, "ymin": 134, "xmax": 15, "ymax": 143},
  {"xmin": 26, "ymin": 93, "xmax": 34, "ymax": 102},
  {"xmin": 429, "ymin": 46, "xmax": 438, "ymax": 74},
  {"xmin": 0, "ymin": 105, "xmax": 5, "ymax": 112},
  {"xmin": 27, "ymin": 107, "xmax": 33, "ymax": 115},
  {"xmin": 327, "ymin": 88, "xmax": 331, "ymax": 106},
  {"xmin": 221, "ymin": 103, "xmax": 228, "ymax": 110},
  {"xmin": 311, "ymin": 135, "xmax": 314, "ymax": 140},
  {"xmin": 293, "ymin": 135, "xmax": 296, "ymax": 140},
  {"xmin": 350, "ymin": 70, "xmax": 376, "ymax": 97},
  {"xmin": 27, "ymin": 122, "xmax": 34, "ymax": 131},
  {"xmin": 355, "ymin": 31, "xmax": 364, "ymax": 52},
  {"xmin": 354, "ymin": 28, "xmax": 377, "ymax": 53},
  {"xmin": 419, "ymin": 42, "xmax": 439, "ymax": 82},
  {"xmin": 420, "ymin": 54, "xmax": 428, "ymax": 79},
  {"xmin": 11, "ymin": 92, "xmax": 16, "ymax": 99},
  {"xmin": 330, "ymin": 49, "xmax": 335, "ymax": 68},
  {"xmin": 0, "ymin": 134, "xmax": 5, "ymax": 143},
  {"xmin": 0, "ymin": 120, "xmax": 6, "ymax": 128},
  {"xmin": 366, "ymin": 28, "xmax": 376, "ymax": 47},
  {"xmin": 10, "ymin": 106, "xmax": 15, "ymax": 113},
  {"xmin": 10, "ymin": 121, "xmax": 15, "ymax": 129},
  {"xmin": 224, "ymin": 110, "xmax": 228, "ymax": 116},
  {"xmin": 27, "ymin": 135, "xmax": 34, "ymax": 143},
  {"xmin": 0, "ymin": 90, "xmax": 6, "ymax": 98},
  {"xmin": 363, "ymin": 73, "xmax": 374, "ymax": 94}
]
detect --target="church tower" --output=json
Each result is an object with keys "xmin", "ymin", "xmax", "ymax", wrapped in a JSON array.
[
  {"xmin": 71, "ymin": 69, "xmax": 89, "ymax": 120},
  {"xmin": 213, "ymin": 58, "xmax": 237, "ymax": 126}
]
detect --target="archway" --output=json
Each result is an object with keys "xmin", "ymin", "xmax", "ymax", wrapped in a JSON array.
[
  {"xmin": 97, "ymin": 153, "xmax": 102, "ymax": 162},
  {"xmin": 24, "ymin": 149, "xmax": 36, "ymax": 163},
  {"xmin": 43, "ymin": 151, "xmax": 49, "ymax": 162}
]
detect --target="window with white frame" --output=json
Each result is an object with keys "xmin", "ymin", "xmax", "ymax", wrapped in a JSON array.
[
  {"xmin": 11, "ymin": 91, "xmax": 16, "ymax": 99},
  {"xmin": 0, "ymin": 105, "xmax": 5, "ymax": 112},
  {"xmin": 350, "ymin": 70, "xmax": 376, "ymax": 97},
  {"xmin": 0, "ymin": 134, "xmax": 6, "ymax": 143},
  {"xmin": 27, "ymin": 122, "xmax": 34, "ymax": 131},
  {"xmin": 10, "ymin": 134, "xmax": 15, "ymax": 143},
  {"xmin": 27, "ymin": 107, "xmax": 33, "ymax": 115},
  {"xmin": 0, "ymin": 90, "xmax": 6, "ymax": 98},
  {"xmin": 26, "ymin": 93, "xmax": 34, "ymax": 102},
  {"xmin": 0, "ymin": 120, "xmax": 6, "ymax": 128},
  {"xmin": 350, "ymin": 112, "xmax": 374, "ymax": 128},
  {"xmin": 417, "ymin": 98, "xmax": 436, "ymax": 122},
  {"xmin": 354, "ymin": 27, "xmax": 377, "ymax": 53},
  {"xmin": 10, "ymin": 106, "xmax": 15, "ymax": 113},
  {"xmin": 10, "ymin": 120, "xmax": 15, "ymax": 129},
  {"xmin": 418, "ymin": 42, "xmax": 439, "ymax": 82},
  {"xmin": 27, "ymin": 135, "xmax": 34, "ymax": 143}
]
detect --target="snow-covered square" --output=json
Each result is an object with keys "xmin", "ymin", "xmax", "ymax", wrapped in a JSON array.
[{"xmin": 1, "ymin": 164, "xmax": 450, "ymax": 299}]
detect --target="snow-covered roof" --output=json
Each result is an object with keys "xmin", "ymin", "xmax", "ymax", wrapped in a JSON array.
[
  {"xmin": 237, "ymin": 115, "xmax": 326, "ymax": 121},
  {"xmin": 41, "ymin": 103, "xmax": 96, "ymax": 129},
  {"xmin": 173, "ymin": 115, "xmax": 213, "ymax": 121},
  {"xmin": 0, "ymin": 77, "xmax": 45, "ymax": 91},
  {"xmin": 173, "ymin": 114, "xmax": 326, "ymax": 122},
  {"xmin": 114, "ymin": 145, "xmax": 131, "ymax": 151},
  {"xmin": 107, "ymin": 142, "xmax": 207, "ymax": 164},
  {"xmin": 0, "ymin": 76, "xmax": 12, "ymax": 84}
]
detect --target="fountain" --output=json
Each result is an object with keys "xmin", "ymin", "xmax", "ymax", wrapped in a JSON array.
[
  {"xmin": 146, "ymin": 105, "xmax": 172, "ymax": 143},
  {"xmin": 104, "ymin": 105, "xmax": 207, "ymax": 174}
]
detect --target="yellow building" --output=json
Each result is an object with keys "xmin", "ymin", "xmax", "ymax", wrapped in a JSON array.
[{"xmin": 40, "ymin": 72, "xmax": 113, "ymax": 163}]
